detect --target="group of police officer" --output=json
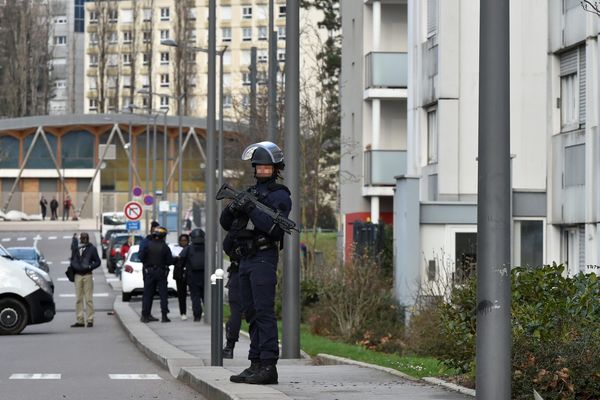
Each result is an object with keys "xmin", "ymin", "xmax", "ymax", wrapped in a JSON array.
[{"xmin": 137, "ymin": 141, "xmax": 291, "ymax": 386}]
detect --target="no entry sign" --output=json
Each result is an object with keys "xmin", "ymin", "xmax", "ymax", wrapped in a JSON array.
[{"xmin": 124, "ymin": 201, "xmax": 143, "ymax": 221}]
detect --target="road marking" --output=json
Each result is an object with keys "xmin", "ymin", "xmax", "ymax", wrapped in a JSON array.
[
  {"xmin": 106, "ymin": 278, "xmax": 120, "ymax": 282},
  {"xmin": 62, "ymin": 235, "xmax": 72, "ymax": 239},
  {"xmin": 10, "ymin": 374, "xmax": 61, "ymax": 380},
  {"xmin": 109, "ymin": 374, "xmax": 161, "ymax": 380},
  {"xmin": 59, "ymin": 293, "xmax": 109, "ymax": 298},
  {"xmin": 61, "ymin": 261, "xmax": 70, "ymax": 265},
  {"xmin": 17, "ymin": 237, "xmax": 26, "ymax": 241},
  {"xmin": 48, "ymin": 236, "xmax": 57, "ymax": 240},
  {"xmin": 1, "ymin": 238, "xmax": 10, "ymax": 242},
  {"xmin": 56, "ymin": 277, "xmax": 69, "ymax": 282},
  {"xmin": 47, "ymin": 261, "xmax": 53, "ymax": 265}
]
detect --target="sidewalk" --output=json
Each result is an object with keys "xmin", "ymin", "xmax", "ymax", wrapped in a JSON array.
[
  {"xmin": 112, "ymin": 293, "xmax": 475, "ymax": 399},
  {"xmin": 0, "ymin": 218, "xmax": 98, "ymax": 232}
]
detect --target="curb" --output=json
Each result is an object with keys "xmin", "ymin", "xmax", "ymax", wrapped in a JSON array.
[
  {"xmin": 422, "ymin": 377, "xmax": 476, "ymax": 397},
  {"xmin": 112, "ymin": 297, "xmax": 292, "ymax": 400}
]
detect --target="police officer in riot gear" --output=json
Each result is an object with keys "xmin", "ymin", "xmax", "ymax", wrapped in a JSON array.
[
  {"xmin": 220, "ymin": 141, "xmax": 292, "ymax": 385},
  {"xmin": 139, "ymin": 226, "xmax": 174, "ymax": 323},
  {"xmin": 222, "ymin": 234, "xmax": 242, "ymax": 359},
  {"xmin": 178, "ymin": 228, "xmax": 206, "ymax": 321}
]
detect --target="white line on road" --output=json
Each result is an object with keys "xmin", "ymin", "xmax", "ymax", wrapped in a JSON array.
[
  {"xmin": 106, "ymin": 278, "xmax": 120, "ymax": 282},
  {"xmin": 108, "ymin": 374, "xmax": 161, "ymax": 380},
  {"xmin": 48, "ymin": 236, "xmax": 57, "ymax": 240},
  {"xmin": 59, "ymin": 293, "xmax": 109, "ymax": 298},
  {"xmin": 62, "ymin": 236, "xmax": 72, "ymax": 239},
  {"xmin": 1, "ymin": 238, "xmax": 10, "ymax": 242},
  {"xmin": 33, "ymin": 235, "xmax": 42, "ymax": 241},
  {"xmin": 16, "ymin": 237, "xmax": 26, "ymax": 241},
  {"xmin": 60, "ymin": 261, "xmax": 70, "ymax": 265},
  {"xmin": 47, "ymin": 261, "xmax": 53, "ymax": 265},
  {"xmin": 9, "ymin": 374, "xmax": 61, "ymax": 380},
  {"xmin": 56, "ymin": 277, "xmax": 69, "ymax": 282}
]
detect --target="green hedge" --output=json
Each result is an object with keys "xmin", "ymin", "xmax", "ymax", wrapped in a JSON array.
[{"xmin": 435, "ymin": 264, "xmax": 600, "ymax": 399}]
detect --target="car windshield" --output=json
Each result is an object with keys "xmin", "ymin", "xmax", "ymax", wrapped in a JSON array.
[
  {"xmin": 113, "ymin": 235, "xmax": 142, "ymax": 246},
  {"xmin": 130, "ymin": 252, "xmax": 141, "ymax": 263},
  {"xmin": 103, "ymin": 214, "xmax": 126, "ymax": 225},
  {"xmin": 105, "ymin": 229, "xmax": 127, "ymax": 240},
  {"xmin": 7, "ymin": 248, "xmax": 36, "ymax": 260}
]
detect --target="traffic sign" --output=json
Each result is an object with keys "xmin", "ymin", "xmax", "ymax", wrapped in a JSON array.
[
  {"xmin": 132, "ymin": 186, "xmax": 143, "ymax": 197},
  {"xmin": 126, "ymin": 221, "xmax": 140, "ymax": 231},
  {"xmin": 124, "ymin": 201, "xmax": 143, "ymax": 221},
  {"xmin": 143, "ymin": 194, "xmax": 154, "ymax": 206}
]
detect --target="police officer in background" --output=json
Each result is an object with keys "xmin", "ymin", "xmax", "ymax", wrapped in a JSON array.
[
  {"xmin": 222, "ymin": 234, "xmax": 241, "ymax": 358},
  {"xmin": 177, "ymin": 228, "xmax": 205, "ymax": 322},
  {"xmin": 220, "ymin": 141, "xmax": 292, "ymax": 385},
  {"xmin": 139, "ymin": 226, "xmax": 174, "ymax": 323}
]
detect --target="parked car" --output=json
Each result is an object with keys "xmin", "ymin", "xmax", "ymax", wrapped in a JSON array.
[
  {"xmin": 0, "ymin": 244, "xmax": 55, "ymax": 334},
  {"xmin": 121, "ymin": 244, "xmax": 177, "ymax": 302},
  {"xmin": 6, "ymin": 247, "xmax": 49, "ymax": 273},
  {"xmin": 100, "ymin": 212, "xmax": 127, "ymax": 241},
  {"xmin": 101, "ymin": 228, "xmax": 127, "ymax": 259},
  {"xmin": 107, "ymin": 233, "xmax": 143, "ymax": 274}
]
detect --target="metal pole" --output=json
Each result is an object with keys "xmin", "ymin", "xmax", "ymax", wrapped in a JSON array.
[
  {"xmin": 477, "ymin": 1, "xmax": 511, "ymax": 399},
  {"xmin": 163, "ymin": 113, "xmax": 168, "ymax": 227},
  {"xmin": 178, "ymin": 98, "xmax": 183, "ymax": 237},
  {"xmin": 268, "ymin": 0, "xmax": 278, "ymax": 142},
  {"xmin": 128, "ymin": 119, "xmax": 132, "ymax": 192},
  {"xmin": 216, "ymin": 268, "xmax": 224, "ymax": 366},
  {"xmin": 210, "ymin": 274, "xmax": 217, "ymax": 365},
  {"xmin": 282, "ymin": 0, "xmax": 300, "ymax": 359},
  {"xmin": 250, "ymin": 46, "xmax": 257, "ymax": 141},
  {"xmin": 205, "ymin": 0, "xmax": 217, "ymax": 325},
  {"xmin": 217, "ymin": 49, "xmax": 226, "ymax": 273},
  {"xmin": 153, "ymin": 117, "xmax": 157, "ymax": 221},
  {"xmin": 145, "ymin": 116, "xmax": 150, "ymax": 234}
]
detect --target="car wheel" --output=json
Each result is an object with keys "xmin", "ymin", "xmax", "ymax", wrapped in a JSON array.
[
  {"xmin": 0, "ymin": 298, "xmax": 29, "ymax": 335},
  {"xmin": 122, "ymin": 292, "xmax": 131, "ymax": 302}
]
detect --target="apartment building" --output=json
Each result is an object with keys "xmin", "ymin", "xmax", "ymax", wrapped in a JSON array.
[
  {"xmin": 82, "ymin": 0, "xmax": 292, "ymax": 117},
  {"xmin": 48, "ymin": 0, "xmax": 85, "ymax": 115},
  {"xmin": 342, "ymin": 0, "xmax": 600, "ymax": 308}
]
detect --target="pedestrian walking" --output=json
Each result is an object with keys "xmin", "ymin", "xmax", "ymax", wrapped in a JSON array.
[
  {"xmin": 220, "ymin": 141, "xmax": 292, "ymax": 385},
  {"xmin": 177, "ymin": 229, "xmax": 205, "ymax": 322},
  {"xmin": 173, "ymin": 233, "xmax": 190, "ymax": 320},
  {"xmin": 63, "ymin": 195, "xmax": 72, "ymax": 221},
  {"xmin": 69, "ymin": 232, "xmax": 101, "ymax": 327},
  {"xmin": 139, "ymin": 226, "xmax": 173, "ymax": 323},
  {"xmin": 39, "ymin": 196, "xmax": 48, "ymax": 220},
  {"xmin": 50, "ymin": 197, "xmax": 59, "ymax": 220}
]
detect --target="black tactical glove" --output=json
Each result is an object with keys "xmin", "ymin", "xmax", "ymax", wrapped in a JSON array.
[{"xmin": 231, "ymin": 191, "xmax": 255, "ymax": 214}]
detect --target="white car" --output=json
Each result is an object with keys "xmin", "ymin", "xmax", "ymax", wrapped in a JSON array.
[{"xmin": 121, "ymin": 244, "xmax": 179, "ymax": 302}]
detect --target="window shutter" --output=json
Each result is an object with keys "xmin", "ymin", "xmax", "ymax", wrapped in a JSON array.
[
  {"xmin": 427, "ymin": 0, "xmax": 438, "ymax": 36},
  {"xmin": 559, "ymin": 48, "xmax": 577, "ymax": 76},
  {"xmin": 579, "ymin": 46, "xmax": 586, "ymax": 123}
]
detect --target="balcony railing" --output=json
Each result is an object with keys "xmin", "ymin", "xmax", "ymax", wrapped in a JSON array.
[
  {"xmin": 364, "ymin": 149, "xmax": 407, "ymax": 186},
  {"xmin": 365, "ymin": 52, "xmax": 408, "ymax": 89}
]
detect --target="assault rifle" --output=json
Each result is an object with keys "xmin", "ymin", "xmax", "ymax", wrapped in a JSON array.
[{"xmin": 216, "ymin": 183, "xmax": 299, "ymax": 234}]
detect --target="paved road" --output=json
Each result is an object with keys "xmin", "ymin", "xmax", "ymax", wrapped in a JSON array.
[{"xmin": 0, "ymin": 230, "xmax": 204, "ymax": 400}]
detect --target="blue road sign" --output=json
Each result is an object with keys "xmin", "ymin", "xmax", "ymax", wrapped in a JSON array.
[{"xmin": 126, "ymin": 221, "xmax": 140, "ymax": 231}]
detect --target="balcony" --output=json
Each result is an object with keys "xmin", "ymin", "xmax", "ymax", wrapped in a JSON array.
[
  {"xmin": 364, "ymin": 149, "xmax": 407, "ymax": 186},
  {"xmin": 364, "ymin": 52, "xmax": 407, "ymax": 100}
]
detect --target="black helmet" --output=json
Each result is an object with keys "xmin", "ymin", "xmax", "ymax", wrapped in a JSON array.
[
  {"xmin": 190, "ymin": 228, "xmax": 205, "ymax": 245},
  {"xmin": 152, "ymin": 226, "xmax": 168, "ymax": 239},
  {"xmin": 242, "ymin": 141, "xmax": 284, "ymax": 167}
]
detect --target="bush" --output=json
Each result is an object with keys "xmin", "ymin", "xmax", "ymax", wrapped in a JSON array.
[{"xmin": 435, "ymin": 264, "xmax": 600, "ymax": 398}]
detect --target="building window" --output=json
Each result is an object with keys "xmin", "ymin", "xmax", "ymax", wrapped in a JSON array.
[
  {"xmin": 560, "ymin": 46, "xmax": 585, "ymax": 130},
  {"xmin": 55, "ymin": 80, "xmax": 66, "ymax": 89},
  {"xmin": 141, "ymin": 75, "xmax": 149, "ymax": 89},
  {"xmin": 427, "ymin": 0, "xmax": 438, "ymax": 37},
  {"xmin": 257, "ymin": 71, "xmax": 267, "ymax": 85},
  {"xmin": 160, "ymin": 52, "xmax": 170, "ymax": 65},
  {"xmin": 123, "ymin": 75, "xmax": 131, "ymax": 88},
  {"xmin": 278, "ymin": 5, "xmax": 286, "ymax": 17},
  {"xmin": 221, "ymin": 6, "xmax": 231, "ymax": 20},
  {"xmin": 242, "ymin": 27, "xmax": 252, "ymax": 41},
  {"xmin": 121, "ymin": 9, "xmax": 133, "ymax": 23},
  {"xmin": 188, "ymin": 8, "xmax": 197, "ymax": 20},
  {"xmin": 143, "ymin": 31, "xmax": 152, "ymax": 43},
  {"xmin": 108, "ymin": 9, "xmax": 118, "ymax": 23},
  {"xmin": 160, "ymin": 29, "xmax": 169, "ymax": 40},
  {"xmin": 187, "ymin": 75, "xmax": 197, "ymax": 87},
  {"xmin": 277, "ymin": 26, "xmax": 286, "ymax": 40},
  {"xmin": 89, "ymin": 98, "xmax": 98, "ymax": 111},
  {"xmin": 242, "ymin": 6, "xmax": 252, "ymax": 19},
  {"xmin": 223, "ymin": 51, "xmax": 231, "ymax": 66},
  {"xmin": 123, "ymin": 53, "xmax": 132, "ymax": 66},
  {"xmin": 160, "ymin": 96, "xmax": 169, "ymax": 109},
  {"xmin": 565, "ymin": 143, "xmax": 585, "ymax": 187},
  {"xmin": 427, "ymin": 108, "xmax": 438, "ymax": 164},
  {"xmin": 221, "ymin": 27, "xmax": 231, "ymax": 42},
  {"xmin": 160, "ymin": 7, "xmax": 170, "ymax": 21},
  {"xmin": 455, "ymin": 232, "xmax": 477, "ymax": 283},
  {"xmin": 89, "ymin": 54, "xmax": 98, "ymax": 67},
  {"xmin": 54, "ymin": 35, "xmax": 67, "ymax": 45},
  {"xmin": 241, "ymin": 50, "xmax": 251, "ymax": 65},
  {"xmin": 242, "ymin": 72, "xmax": 251, "ymax": 85},
  {"xmin": 109, "ymin": 32, "xmax": 118, "ymax": 44},
  {"xmin": 89, "ymin": 10, "xmax": 98, "ymax": 23},
  {"xmin": 142, "ymin": 53, "xmax": 150, "ymax": 66},
  {"xmin": 242, "ymin": 95, "xmax": 250, "ymax": 106},
  {"xmin": 143, "ymin": 8, "xmax": 152, "ymax": 22},
  {"xmin": 107, "ymin": 76, "xmax": 117, "ymax": 89},
  {"xmin": 53, "ymin": 15, "xmax": 67, "ymax": 24},
  {"xmin": 187, "ymin": 30, "xmax": 197, "ymax": 43},
  {"xmin": 518, "ymin": 220, "xmax": 544, "ymax": 268},
  {"xmin": 277, "ymin": 49, "xmax": 285, "ymax": 62},
  {"xmin": 258, "ymin": 49, "xmax": 268, "ymax": 63},
  {"xmin": 258, "ymin": 26, "xmax": 267, "ymax": 41},
  {"xmin": 160, "ymin": 73, "xmax": 169, "ymax": 87},
  {"xmin": 224, "ymin": 95, "xmax": 232, "ymax": 108},
  {"xmin": 142, "ymin": 96, "xmax": 149, "ymax": 108},
  {"xmin": 90, "ymin": 32, "xmax": 99, "ymax": 45},
  {"xmin": 187, "ymin": 52, "xmax": 196, "ymax": 64},
  {"xmin": 256, "ymin": 5, "xmax": 267, "ymax": 19},
  {"xmin": 123, "ymin": 31, "xmax": 132, "ymax": 44}
]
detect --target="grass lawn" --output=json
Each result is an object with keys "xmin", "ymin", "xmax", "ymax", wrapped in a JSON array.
[{"xmin": 223, "ymin": 304, "xmax": 455, "ymax": 379}]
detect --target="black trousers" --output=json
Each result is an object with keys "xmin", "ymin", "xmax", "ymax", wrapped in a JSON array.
[
  {"xmin": 187, "ymin": 270, "xmax": 204, "ymax": 319},
  {"xmin": 175, "ymin": 277, "xmax": 187, "ymax": 315},
  {"xmin": 142, "ymin": 266, "xmax": 169, "ymax": 317},
  {"xmin": 226, "ymin": 269, "xmax": 242, "ymax": 343}
]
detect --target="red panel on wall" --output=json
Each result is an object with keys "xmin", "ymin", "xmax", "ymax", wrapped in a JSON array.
[{"xmin": 344, "ymin": 211, "xmax": 394, "ymax": 259}]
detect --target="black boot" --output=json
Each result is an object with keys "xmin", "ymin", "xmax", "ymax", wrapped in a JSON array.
[
  {"xmin": 222, "ymin": 341, "xmax": 235, "ymax": 359},
  {"xmin": 246, "ymin": 364, "xmax": 278, "ymax": 385},
  {"xmin": 161, "ymin": 314, "xmax": 171, "ymax": 323},
  {"xmin": 230, "ymin": 360, "xmax": 261, "ymax": 383}
]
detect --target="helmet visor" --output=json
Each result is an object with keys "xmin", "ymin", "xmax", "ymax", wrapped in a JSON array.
[{"xmin": 241, "ymin": 141, "xmax": 284, "ymax": 164}]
